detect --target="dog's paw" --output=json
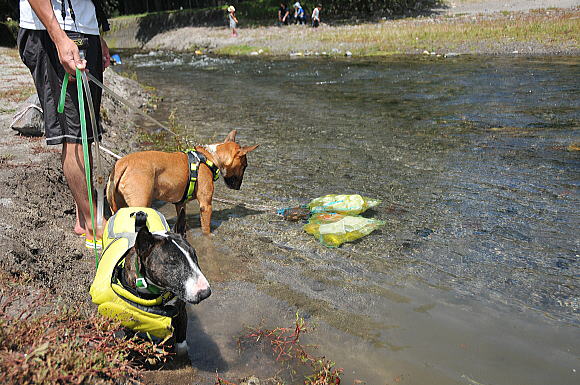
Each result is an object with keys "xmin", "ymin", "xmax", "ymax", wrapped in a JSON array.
[{"xmin": 174, "ymin": 341, "xmax": 189, "ymax": 356}]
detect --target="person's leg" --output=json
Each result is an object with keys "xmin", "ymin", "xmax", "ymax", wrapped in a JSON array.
[
  {"xmin": 62, "ymin": 142, "xmax": 102, "ymax": 240},
  {"xmin": 65, "ymin": 34, "xmax": 103, "ymax": 240},
  {"xmin": 74, "ymin": 202, "xmax": 85, "ymax": 235}
]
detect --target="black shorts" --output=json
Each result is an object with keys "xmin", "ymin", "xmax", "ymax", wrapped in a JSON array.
[{"xmin": 18, "ymin": 28, "xmax": 103, "ymax": 145}]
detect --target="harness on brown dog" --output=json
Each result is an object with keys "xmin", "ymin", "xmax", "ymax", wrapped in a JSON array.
[{"xmin": 176, "ymin": 150, "xmax": 220, "ymax": 204}]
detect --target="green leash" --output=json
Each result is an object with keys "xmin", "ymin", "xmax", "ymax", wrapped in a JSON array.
[{"xmin": 57, "ymin": 71, "xmax": 99, "ymax": 266}]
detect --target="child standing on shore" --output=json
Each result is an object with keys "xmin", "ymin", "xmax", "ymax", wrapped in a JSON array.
[
  {"xmin": 228, "ymin": 5, "xmax": 238, "ymax": 37},
  {"xmin": 293, "ymin": 2, "xmax": 306, "ymax": 25},
  {"xmin": 311, "ymin": 4, "xmax": 322, "ymax": 28}
]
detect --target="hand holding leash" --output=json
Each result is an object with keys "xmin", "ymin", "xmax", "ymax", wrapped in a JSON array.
[{"xmin": 55, "ymin": 34, "xmax": 86, "ymax": 75}]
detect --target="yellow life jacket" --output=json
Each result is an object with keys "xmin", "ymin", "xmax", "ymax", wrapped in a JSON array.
[{"xmin": 89, "ymin": 207, "xmax": 176, "ymax": 340}]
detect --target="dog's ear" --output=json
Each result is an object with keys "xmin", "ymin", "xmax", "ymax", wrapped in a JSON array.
[
  {"xmin": 224, "ymin": 129, "xmax": 237, "ymax": 143},
  {"xmin": 135, "ymin": 226, "xmax": 155, "ymax": 257},
  {"xmin": 238, "ymin": 144, "xmax": 259, "ymax": 156},
  {"xmin": 173, "ymin": 208, "xmax": 187, "ymax": 236}
]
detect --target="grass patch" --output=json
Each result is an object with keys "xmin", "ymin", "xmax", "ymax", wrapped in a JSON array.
[
  {"xmin": 118, "ymin": 69, "xmax": 139, "ymax": 81},
  {"xmin": 0, "ymin": 86, "xmax": 36, "ymax": 103},
  {"xmin": 315, "ymin": 10, "xmax": 579, "ymax": 54},
  {"xmin": 0, "ymin": 279, "xmax": 170, "ymax": 384}
]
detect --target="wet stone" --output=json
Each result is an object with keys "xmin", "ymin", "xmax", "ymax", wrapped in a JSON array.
[
  {"xmin": 416, "ymin": 228, "xmax": 434, "ymax": 237},
  {"xmin": 310, "ymin": 280, "xmax": 326, "ymax": 292}
]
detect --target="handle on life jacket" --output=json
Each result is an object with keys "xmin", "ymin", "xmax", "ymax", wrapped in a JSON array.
[{"xmin": 132, "ymin": 211, "xmax": 148, "ymax": 232}]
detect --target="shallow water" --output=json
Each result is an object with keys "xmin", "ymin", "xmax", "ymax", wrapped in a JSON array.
[{"xmin": 121, "ymin": 53, "xmax": 579, "ymax": 384}]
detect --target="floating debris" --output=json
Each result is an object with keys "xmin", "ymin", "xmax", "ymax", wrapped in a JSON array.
[
  {"xmin": 279, "ymin": 194, "xmax": 384, "ymax": 247},
  {"xmin": 304, "ymin": 212, "xmax": 385, "ymax": 248},
  {"xmin": 308, "ymin": 194, "xmax": 380, "ymax": 215},
  {"xmin": 277, "ymin": 207, "xmax": 310, "ymax": 222}
]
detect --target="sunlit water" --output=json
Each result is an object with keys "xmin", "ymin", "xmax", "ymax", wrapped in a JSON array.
[{"xmin": 119, "ymin": 52, "xmax": 579, "ymax": 385}]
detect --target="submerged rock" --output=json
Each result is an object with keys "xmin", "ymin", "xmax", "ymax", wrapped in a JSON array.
[{"xmin": 240, "ymin": 376, "xmax": 260, "ymax": 385}]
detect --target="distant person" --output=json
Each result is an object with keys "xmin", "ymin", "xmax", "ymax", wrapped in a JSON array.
[
  {"xmin": 278, "ymin": 2, "xmax": 289, "ymax": 26},
  {"xmin": 228, "ymin": 5, "xmax": 238, "ymax": 37},
  {"xmin": 293, "ymin": 2, "xmax": 305, "ymax": 25},
  {"xmin": 312, "ymin": 4, "xmax": 322, "ymax": 28}
]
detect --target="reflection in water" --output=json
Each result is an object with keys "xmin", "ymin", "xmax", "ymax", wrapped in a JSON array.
[
  {"xmin": 185, "ymin": 310, "xmax": 228, "ymax": 371},
  {"xmin": 133, "ymin": 54, "xmax": 578, "ymax": 385}
]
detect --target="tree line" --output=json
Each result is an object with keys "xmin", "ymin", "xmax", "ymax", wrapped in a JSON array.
[{"xmin": 102, "ymin": 0, "xmax": 442, "ymax": 18}]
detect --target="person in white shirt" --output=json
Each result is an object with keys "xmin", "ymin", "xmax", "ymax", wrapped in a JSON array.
[
  {"xmin": 18, "ymin": 0, "xmax": 111, "ymax": 248},
  {"xmin": 312, "ymin": 4, "xmax": 322, "ymax": 28},
  {"xmin": 227, "ymin": 5, "xmax": 238, "ymax": 37}
]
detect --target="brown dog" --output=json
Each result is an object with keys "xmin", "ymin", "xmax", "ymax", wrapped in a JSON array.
[{"xmin": 106, "ymin": 130, "xmax": 258, "ymax": 234}]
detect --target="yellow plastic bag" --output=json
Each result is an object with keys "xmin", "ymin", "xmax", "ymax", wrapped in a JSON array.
[
  {"xmin": 304, "ymin": 213, "xmax": 385, "ymax": 248},
  {"xmin": 307, "ymin": 194, "xmax": 381, "ymax": 215}
]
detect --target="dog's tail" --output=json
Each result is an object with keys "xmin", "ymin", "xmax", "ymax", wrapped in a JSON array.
[
  {"xmin": 106, "ymin": 163, "xmax": 124, "ymax": 213},
  {"xmin": 105, "ymin": 168, "xmax": 115, "ymax": 213}
]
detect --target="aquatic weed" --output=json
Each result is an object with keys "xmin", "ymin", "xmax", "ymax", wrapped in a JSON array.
[
  {"xmin": 219, "ymin": 313, "xmax": 345, "ymax": 385},
  {"xmin": 138, "ymin": 107, "xmax": 194, "ymax": 151}
]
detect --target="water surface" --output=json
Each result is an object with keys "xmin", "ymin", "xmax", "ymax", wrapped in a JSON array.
[{"xmin": 122, "ymin": 53, "xmax": 579, "ymax": 385}]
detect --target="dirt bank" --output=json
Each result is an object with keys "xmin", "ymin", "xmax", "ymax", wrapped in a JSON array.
[{"xmin": 0, "ymin": 47, "xmax": 148, "ymax": 313}]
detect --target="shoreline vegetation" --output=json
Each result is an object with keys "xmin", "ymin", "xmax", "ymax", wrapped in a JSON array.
[{"xmin": 103, "ymin": 6, "xmax": 579, "ymax": 56}]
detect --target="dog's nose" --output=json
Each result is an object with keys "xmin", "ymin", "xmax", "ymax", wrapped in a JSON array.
[
  {"xmin": 225, "ymin": 176, "xmax": 242, "ymax": 190},
  {"xmin": 198, "ymin": 287, "xmax": 211, "ymax": 301},
  {"xmin": 188, "ymin": 287, "xmax": 211, "ymax": 304},
  {"xmin": 185, "ymin": 275, "xmax": 211, "ymax": 304}
]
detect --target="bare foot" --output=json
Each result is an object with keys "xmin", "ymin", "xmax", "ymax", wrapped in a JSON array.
[
  {"xmin": 74, "ymin": 225, "xmax": 86, "ymax": 236},
  {"xmin": 74, "ymin": 202, "xmax": 86, "ymax": 235}
]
